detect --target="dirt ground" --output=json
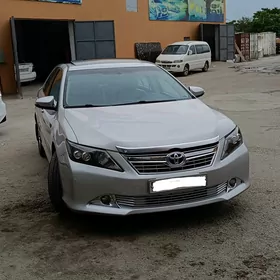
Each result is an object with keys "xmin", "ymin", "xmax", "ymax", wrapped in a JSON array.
[{"xmin": 1, "ymin": 56, "xmax": 280, "ymax": 280}]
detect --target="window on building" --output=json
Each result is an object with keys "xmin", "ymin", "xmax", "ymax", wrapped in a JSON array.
[{"xmin": 126, "ymin": 0, "xmax": 138, "ymax": 12}]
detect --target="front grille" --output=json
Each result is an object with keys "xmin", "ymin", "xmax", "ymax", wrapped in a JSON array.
[
  {"xmin": 123, "ymin": 142, "xmax": 218, "ymax": 174},
  {"xmin": 161, "ymin": 60, "xmax": 172, "ymax": 64},
  {"xmin": 115, "ymin": 182, "xmax": 227, "ymax": 208}
]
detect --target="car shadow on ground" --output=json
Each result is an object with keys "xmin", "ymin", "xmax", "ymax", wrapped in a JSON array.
[
  {"xmin": 1, "ymin": 187, "xmax": 244, "ymax": 239},
  {"xmin": 50, "ymin": 201, "xmax": 242, "ymax": 238}
]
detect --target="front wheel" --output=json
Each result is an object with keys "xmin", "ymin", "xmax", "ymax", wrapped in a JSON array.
[
  {"xmin": 182, "ymin": 64, "xmax": 189, "ymax": 76},
  {"xmin": 202, "ymin": 61, "xmax": 209, "ymax": 72},
  {"xmin": 48, "ymin": 152, "xmax": 68, "ymax": 213}
]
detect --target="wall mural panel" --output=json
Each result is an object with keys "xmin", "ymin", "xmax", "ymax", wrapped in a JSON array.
[
  {"xmin": 38, "ymin": 0, "xmax": 82, "ymax": 4},
  {"xmin": 149, "ymin": 0, "xmax": 224, "ymax": 22}
]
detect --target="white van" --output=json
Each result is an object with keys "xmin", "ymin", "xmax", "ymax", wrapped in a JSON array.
[{"xmin": 156, "ymin": 41, "xmax": 211, "ymax": 76}]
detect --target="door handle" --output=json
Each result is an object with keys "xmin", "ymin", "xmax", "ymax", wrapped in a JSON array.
[{"xmin": 41, "ymin": 109, "xmax": 44, "ymax": 113}]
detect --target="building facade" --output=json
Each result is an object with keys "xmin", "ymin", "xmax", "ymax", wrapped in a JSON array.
[{"xmin": 0, "ymin": 0, "xmax": 226, "ymax": 94}]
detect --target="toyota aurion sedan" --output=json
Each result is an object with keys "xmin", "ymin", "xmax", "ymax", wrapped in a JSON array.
[{"xmin": 34, "ymin": 59, "xmax": 250, "ymax": 215}]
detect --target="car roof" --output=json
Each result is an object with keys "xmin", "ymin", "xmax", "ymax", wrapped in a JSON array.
[
  {"xmin": 68, "ymin": 59, "xmax": 155, "ymax": 71},
  {"xmin": 170, "ymin": 41, "xmax": 208, "ymax": 46}
]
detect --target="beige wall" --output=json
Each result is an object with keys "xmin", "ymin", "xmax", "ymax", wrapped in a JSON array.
[{"xmin": 0, "ymin": 0, "xmax": 226, "ymax": 94}]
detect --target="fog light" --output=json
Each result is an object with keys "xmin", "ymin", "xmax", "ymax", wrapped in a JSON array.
[
  {"xmin": 100, "ymin": 195, "xmax": 111, "ymax": 205},
  {"xmin": 229, "ymin": 178, "xmax": 237, "ymax": 188},
  {"xmin": 82, "ymin": 152, "xmax": 91, "ymax": 162},
  {"xmin": 73, "ymin": 150, "xmax": 82, "ymax": 160}
]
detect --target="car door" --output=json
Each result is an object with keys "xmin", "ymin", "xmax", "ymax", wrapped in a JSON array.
[
  {"xmin": 40, "ymin": 68, "xmax": 63, "ymax": 160},
  {"xmin": 202, "ymin": 44, "xmax": 211, "ymax": 66},
  {"xmin": 195, "ymin": 44, "xmax": 204, "ymax": 68},
  {"xmin": 186, "ymin": 45, "xmax": 197, "ymax": 70}
]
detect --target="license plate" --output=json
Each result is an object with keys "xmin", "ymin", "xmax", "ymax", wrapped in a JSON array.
[{"xmin": 150, "ymin": 176, "xmax": 207, "ymax": 193}]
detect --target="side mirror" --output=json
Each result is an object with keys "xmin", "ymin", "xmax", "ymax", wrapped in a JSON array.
[
  {"xmin": 35, "ymin": 96, "xmax": 57, "ymax": 110},
  {"xmin": 188, "ymin": 86, "xmax": 205, "ymax": 98},
  {"xmin": 188, "ymin": 50, "xmax": 193, "ymax": 55}
]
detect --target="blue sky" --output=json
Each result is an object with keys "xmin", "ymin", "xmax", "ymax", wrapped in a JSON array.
[{"xmin": 227, "ymin": 0, "xmax": 280, "ymax": 20}]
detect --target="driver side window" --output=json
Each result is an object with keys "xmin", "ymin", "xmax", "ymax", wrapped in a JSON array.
[
  {"xmin": 49, "ymin": 70, "xmax": 63, "ymax": 103},
  {"xmin": 189, "ymin": 45, "xmax": 196, "ymax": 55},
  {"xmin": 43, "ymin": 68, "xmax": 58, "ymax": 96}
]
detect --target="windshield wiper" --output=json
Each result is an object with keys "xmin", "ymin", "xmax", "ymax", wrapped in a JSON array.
[
  {"xmin": 65, "ymin": 99, "xmax": 183, "ymax": 108},
  {"xmin": 111, "ymin": 100, "xmax": 180, "ymax": 106},
  {"xmin": 65, "ymin": 104, "xmax": 101, "ymax": 108}
]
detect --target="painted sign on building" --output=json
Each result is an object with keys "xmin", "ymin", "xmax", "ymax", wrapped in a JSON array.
[
  {"xmin": 38, "ymin": 0, "xmax": 82, "ymax": 4},
  {"xmin": 149, "ymin": 0, "xmax": 224, "ymax": 22}
]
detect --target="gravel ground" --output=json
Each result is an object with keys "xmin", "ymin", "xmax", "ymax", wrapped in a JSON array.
[{"xmin": 1, "ymin": 56, "xmax": 280, "ymax": 280}]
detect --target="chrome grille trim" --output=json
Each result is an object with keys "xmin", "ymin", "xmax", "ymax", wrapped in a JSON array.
[
  {"xmin": 116, "ymin": 137, "xmax": 219, "ymax": 154},
  {"xmin": 122, "ymin": 143, "xmax": 218, "ymax": 174},
  {"xmin": 115, "ymin": 182, "xmax": 227, "ymax": 208}
]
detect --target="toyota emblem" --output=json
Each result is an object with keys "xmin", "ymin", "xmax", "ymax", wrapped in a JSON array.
[{"xmin": 166, "ymin": 151, "xmax": 186, "ymax": 167}]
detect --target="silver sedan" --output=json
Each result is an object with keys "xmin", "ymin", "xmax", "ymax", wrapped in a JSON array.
[{"xmin": 34, "ymin": 59, "xmax": 250, "ymax": 215}]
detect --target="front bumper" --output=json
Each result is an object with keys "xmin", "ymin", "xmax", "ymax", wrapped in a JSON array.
[
  {"xmin": 19, "ymin": 71, "xmax": 36, "ymax": 83},
  {"xmin": 156, "ymin": 62, "xmax": 185, "ymax": 73},
  {"xmin": 58, "ymin": 143, "xmax": 250, "ymax": 216}
]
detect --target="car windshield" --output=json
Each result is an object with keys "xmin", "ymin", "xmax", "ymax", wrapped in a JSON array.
[
  {"xmin": 162, "ymin": 45, "xmax": 189, "ymax": 55},
  {"xmin": 64, "ymin": 66, "xmax": 193, "ymax": 108}
]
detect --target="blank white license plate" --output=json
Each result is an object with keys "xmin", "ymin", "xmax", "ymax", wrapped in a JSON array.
[{"xmin": 151, "ymin": 176, "xmax": 207, "ymax": 193}]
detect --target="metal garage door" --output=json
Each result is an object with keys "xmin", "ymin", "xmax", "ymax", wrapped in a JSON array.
[
  {"xmin": 200, "ymin": 23, "xmax": 235, "ymax": 62},
  {"xmin": 219, "ymin": 24, "xmax": 235, "ymax": 61},
  {"xmin": 74, "ymin": 21, "xmax": 116, "ymax": 60}
]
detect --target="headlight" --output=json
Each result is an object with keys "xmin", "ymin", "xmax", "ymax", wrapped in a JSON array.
[
  {"xmin": 156, "ymin": 60, "xmax": 161, "ymax": 63},
  {"xmin": 221, "ymin": 127, "xmax": 243, "ymax": 160},
  {"xmin": 174, "ymin": 60, "xmax": 183, "ymax": 63},
  {"xmin": 66, "ymin": 140, "xmax": 123, "ymax": 172}
]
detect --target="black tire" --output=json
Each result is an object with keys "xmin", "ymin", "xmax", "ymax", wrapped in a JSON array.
[
  {"xmin": 182, "ymin": 64, "xmax": 189, "ymax": 76},
  {"xmin": 48, "ymin": 152, "xmax": 68, "ymax": 213},
  {"xmin": 35, "ymin": 123, "xmax": 46, "ymax": 158},
  {"xmin": 202, "ymin": 61, "xmax": 209, "ymax": 72}
]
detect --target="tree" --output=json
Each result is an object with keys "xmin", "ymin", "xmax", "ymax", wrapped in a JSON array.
[
  {"xmin": 228, "ymin": 8, "xmax": 280, "ymax": 36},
  {"xmin": 251, "ymin": 8, "xmax": 280, "ymax": 35},
  {"xmin": 228, "ymin": 17, "xmax": 253, "ymax": 33}
]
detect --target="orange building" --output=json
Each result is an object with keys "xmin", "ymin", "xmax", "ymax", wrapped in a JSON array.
[{"xmin": 0, "ymin": 0, "xmax": 226, "ymax": 95}]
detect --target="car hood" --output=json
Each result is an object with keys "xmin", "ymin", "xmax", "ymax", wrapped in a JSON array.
[
  {"xmin": 64, "ymin": 100, "xmax": 235, "ymax": 151},
  {"xmin": 157, "ymin": 54, "xmax": 185, "ymax": 62}
]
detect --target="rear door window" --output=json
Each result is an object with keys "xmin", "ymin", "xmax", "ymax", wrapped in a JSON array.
[
  {"xmin": 195, "ymin": 45, "xmax": 203, "ymax": 54},
  {"xmin": 202, "ymin": 45, "xmax": 210, "ymax": 53}
]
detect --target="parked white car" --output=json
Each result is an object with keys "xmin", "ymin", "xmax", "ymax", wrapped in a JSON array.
[
  {"xmin": 156, "ymin": 41, "xmax": 212, "ymax": 76},
  {"xmin": 0, "ymin": 91, "xmax": 6, "ymax": 124},
  {"xmin": 15, "ymin": 63, "xmax": 37, "ymax": 83}
]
